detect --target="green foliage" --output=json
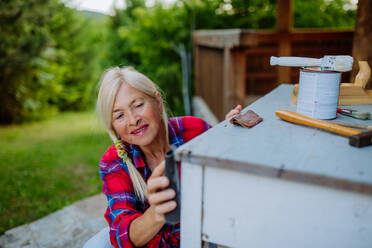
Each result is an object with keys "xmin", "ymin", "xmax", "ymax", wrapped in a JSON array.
[
  {"xmin": 223, "ymin": 0, "xmax": 276, "ymax": 28},
  {"xmin": 0, "ymin": 111, "xmax": 112, "ymax": 234},
  {"xmin": 0, "ymin": 0, "xmax": 105, "ymax": 123},
  {"xmin": 294, "ymin": 0, "xmax": 356, "ymax": 28},
  {"xmin": 104, "ymin": 0, "xmax": 355, "ymax": 116},
  {"xmin": 44, "ymin": 6, "xmax": 106, "ymax": 111},
  {"xmin": 0, "ymin": 0, "xmax": 358, "ymax": 234},
  {"xmin": 0, "ymin": 0, "xmax": 55, "ymax": 123},
  {"xmin": 0, "ymin": 0, "xmax": 356, "ymax": 123}
]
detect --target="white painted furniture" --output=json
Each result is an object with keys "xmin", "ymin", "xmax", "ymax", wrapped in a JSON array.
[{"xmin": 178, "ymin": 84, "xmax": 372, "ymax": 248}]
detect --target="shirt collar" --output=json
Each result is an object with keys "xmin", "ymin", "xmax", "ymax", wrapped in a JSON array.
[{"xmin": 122, "ymin": 119, "xmax": 184, "ymax": 169}]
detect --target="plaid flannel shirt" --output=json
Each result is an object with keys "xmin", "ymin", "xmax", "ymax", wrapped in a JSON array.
[{"xmin": 99, "ymin": 116, "xmax": 211, "ymax": 248}]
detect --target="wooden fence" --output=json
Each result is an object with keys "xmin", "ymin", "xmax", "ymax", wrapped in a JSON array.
[{"xmin": 193, "ymin": 29, "xmax": 353, "ymax": 120}]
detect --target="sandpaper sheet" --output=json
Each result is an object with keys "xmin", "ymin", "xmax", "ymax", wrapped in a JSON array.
[{"xmin": 230, "ymin": 110, "xmax": 263, "ymax": 128}]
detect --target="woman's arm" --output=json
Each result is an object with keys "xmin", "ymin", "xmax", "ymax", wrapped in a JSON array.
[{"xmin": 129, "ymin": 161, "xmax": 177, "ymax": 247}]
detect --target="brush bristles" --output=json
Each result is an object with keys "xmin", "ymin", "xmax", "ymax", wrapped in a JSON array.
[
  {"xmin": 352, "ymin": 111, "xmax": 371, "ymax": 120},
  {"xmin": 322, "ymin": 55, "xmax": 354, "ymax": 72}
]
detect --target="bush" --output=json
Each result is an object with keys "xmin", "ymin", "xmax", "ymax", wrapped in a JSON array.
[{"xmin": 0, "ymin": 0, "xmax": 105, "ymax": 123}]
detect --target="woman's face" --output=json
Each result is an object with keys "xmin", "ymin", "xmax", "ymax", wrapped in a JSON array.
[{"xmin": 112, "ymin": 83, "xmax": 163, "ymax": 148}]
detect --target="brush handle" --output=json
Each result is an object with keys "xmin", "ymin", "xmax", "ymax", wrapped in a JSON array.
[
  {"xmin": 337, "ymin": 108, "xmax": 371, "ymax": 120},
  {"xmin": 270, "ymin": 56, "xmax": 321, "ymax": 67},
  {"xmin": 276, "ymin": 110, "xmax": 362, "ymax": 136},
  {"xmin": 337, "ymin": 108, "xmax": 353, "ymax": 117}
]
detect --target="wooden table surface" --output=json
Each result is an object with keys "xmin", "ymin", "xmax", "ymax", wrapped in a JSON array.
[{"xmin": 178, "ymin": 84, "xmax": 372, "ymax": 195}]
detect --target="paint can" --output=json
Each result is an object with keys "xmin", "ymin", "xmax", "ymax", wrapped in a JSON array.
[{"xmin": 297, "ymin": 68, "xmax": 341, "ymax": 119}]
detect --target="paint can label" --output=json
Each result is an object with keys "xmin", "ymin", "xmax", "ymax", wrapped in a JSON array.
[{"xmin": 297, "ymin": 69, "xmax": 341, "ymax": 119}]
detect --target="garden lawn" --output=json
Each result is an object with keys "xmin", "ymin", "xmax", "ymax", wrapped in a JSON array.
[{"xmin": 0, "ymin": 111, "xmax": 112, "ymax": 234}]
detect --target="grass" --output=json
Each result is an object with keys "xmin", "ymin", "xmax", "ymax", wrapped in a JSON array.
[{"xmin": 0, "ymin": 111, "xmax": 112, "ymax": 234}]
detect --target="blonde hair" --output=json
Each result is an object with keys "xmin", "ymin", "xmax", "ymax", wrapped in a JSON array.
[{"xmin": 97, "ymin": 66, "xmax": 169, "ymax": 202}]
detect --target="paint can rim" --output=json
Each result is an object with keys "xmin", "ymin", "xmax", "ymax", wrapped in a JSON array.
[{"xmin": 301, "ymin": 66, "xmax": 341, "ymax": 73}]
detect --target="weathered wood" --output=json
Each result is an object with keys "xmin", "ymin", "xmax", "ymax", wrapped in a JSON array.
[
  {"xmin": 276, "ymin": 0, "xmax": 293, "ymax": 32},
  {"xmin": 278, "ymin": 39, "xmax": 292, "ymax": 83},
  {"xmin": 193, "ymin": 29, "xmax": 353, "ymax": 120},
  {"xmin": 178, "ymin": 85, "xmax": 372, "ymax": 194},
  {"xmin": 200, "ymin": 166, "xmax": 372, "ymax": 247},
  {"xmin": 194, "ymin": 29, "xmax": 353, "ymax": 48},
  {"xmin": 193, "ymin": 29, "xmax": 243, "ymax": 49},
  {"xmin": 179, "ymin": 85, "xmax": 372, "ymax": 247},
  {"xmin": 195, "ymin": 46, "xmax": 225, "ymax": 120},
  {"xmin": 277, "ymin": 0, "xmax": 292, "ymax": 84},
  {"xmin": 229, "ymin": 50, "xmax": 246, "ymax": 108},
  {"xmin": 352, "ymin": 0, "xmax": 372, "ymax": 89},
  {"xmin": 180, "ymin": 162, "xmax": 203, "ymax": 248},
  {"xmin": 223, "ymin": 47, "xmax": 231, "ymax": 115}
]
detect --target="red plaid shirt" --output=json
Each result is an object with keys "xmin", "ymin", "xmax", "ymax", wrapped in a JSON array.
[{"xmin": 99, "ymin": 116, "xmax": 211, "ymax": 248}]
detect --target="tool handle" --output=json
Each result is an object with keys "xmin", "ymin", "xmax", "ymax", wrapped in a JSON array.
[
  {"xmin": 270, "ymin": 56, "xmax": 320, "ymax": 67},
  {"xmin": 275, "ymin": 110, "xmax": 362, "ymax": 136},
  {"xmin": 164, "ymin": 146, "xmax": 180, "ymax": 225},
  {"xmin": 332, "ymin": 121, "xmax": 372, "ymax": 131}
]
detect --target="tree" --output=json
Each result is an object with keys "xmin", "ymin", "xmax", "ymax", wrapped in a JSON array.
[
  {"xmin": 0, "ymin": 0, "xmax": 55, "ymax": 123},
  {"xmin": 0, "ymin": 0, "xmax": 105, "ymax": 123},
  {"xmin": 104, "ymin": 0, "xmax": 356, "ymax": 117},
  {"xmin": 294, "ymin": 0, "xmax": 356, "ymax": 28}
]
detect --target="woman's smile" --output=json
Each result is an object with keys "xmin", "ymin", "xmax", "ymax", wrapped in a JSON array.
[
  {"xmin": 130, "ymin": 124, "xmax": 149, "ymax": 136},
  {"xmin": 112, "ymin": 82, "xmax": 163, "ymax": 148}
]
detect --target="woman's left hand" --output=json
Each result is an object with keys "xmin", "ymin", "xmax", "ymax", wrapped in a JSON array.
[
  {"xmin": 147, "ymin": 161, "xmax": 176, "ymax": 223},
  {"xmin": 225, "ymin": 105, "xmax": 242, "ymax": 120}
]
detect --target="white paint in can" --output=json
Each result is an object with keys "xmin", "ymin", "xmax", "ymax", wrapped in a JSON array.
[{"xmin": 297, "ymin": 68, "xmax": 341, "ymax": 119}]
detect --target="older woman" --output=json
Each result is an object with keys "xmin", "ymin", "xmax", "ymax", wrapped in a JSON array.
[{"xmin": 93, "ymin": 67, "xmax": 241, "ymax": 248}]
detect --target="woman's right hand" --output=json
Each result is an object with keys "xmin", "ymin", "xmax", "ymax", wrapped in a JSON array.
[{"xmin": 146, "ymin": 161, "xmax": 177, "ymax": 223}]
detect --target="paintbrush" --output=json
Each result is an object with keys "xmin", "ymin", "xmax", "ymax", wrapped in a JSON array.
[
  {"xmin": 337, "ymin": 108, "xmax": 371, "ymax": 120},
  {"xmin": 329, "ymin": 121, "xmax": 372, "ymax": 131},
  {"xmin": 270, "ymin": 55, "xmax": 354, "ymax": 72}
]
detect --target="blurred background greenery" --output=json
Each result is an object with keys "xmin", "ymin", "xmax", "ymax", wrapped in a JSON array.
[{"xmin": 0, "ymin": 0, "xmax": 356, "ymax": 234}]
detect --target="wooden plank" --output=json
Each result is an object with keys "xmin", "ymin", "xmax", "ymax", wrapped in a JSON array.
[
  {"xmin": 196, "ymin": 47, "xmax": 224, "ymax": 120},
  {"xmin": 193, "ymin": 28, "xmax": 353, "ymax": 119},
  {"xmin": 201, "ymin": 166, "xmax": 372, "ymax": 247},
  {"xmin": 180, "ymin": 162, "xmax": 203, "ymax": 248},
  {"xmin": 223, "ymin": 47, "xmax": 231, "ymax": 116},
  {"xmin": 194, "ymin": 29, "xmax": 353, "ymax": 48},
  {"xmin": 276, "ymin": 0, "xmax": 293, "ymax": 32},
  {"xmin": 246, "ymin": 72, "xmax": 276, "ymax": 80},
  {"xmin": 243, "ymin": 46, "xmax": 277, "ymax": 55},
  {"xmin": 193, "ymin": 29, "xmax": 242, "ymax": 49},
  {"xmin": 277, "ymin": 38, "xmax": 292, "ymax": 83},
  {"xmin": 229, "ymin": 50, "xmax": 246, "ymax": 108},
  {"xmin": 276, "ymin": 0, "xmax": 293, "ymax": 84},
  {"xmin": 352, "ymin": 0, "xmax": 372, "ymax": 89},
  {"xmin": 253, "ymin": 30, "xmax": 353, "ymax": 44},
  {"xmin": 177, "ymin": 85, "xmax": 372, "ymax": 194},
  {"xmin": 290, "ymin": 29, "xmax": 353, "ymax": 42}
]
